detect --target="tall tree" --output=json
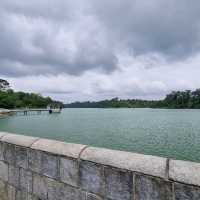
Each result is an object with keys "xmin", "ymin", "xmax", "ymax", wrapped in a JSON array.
[{"xmin": 0, "ymin": 79, "xmax": 10, "ymax": 91}]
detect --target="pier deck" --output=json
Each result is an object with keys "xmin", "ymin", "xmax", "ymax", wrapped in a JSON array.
[{"xmin": 9, "ymin": 108, "xmax": 61, "ymax": 115}]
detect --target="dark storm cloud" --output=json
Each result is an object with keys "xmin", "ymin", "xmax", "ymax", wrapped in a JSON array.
[
  {"xmin": 89, "ymin": 0, "xmax": 200, "ymax": 58},
  {"xmin": 1, "ymin": 0, "xmax": 200, "ymax": 77}
]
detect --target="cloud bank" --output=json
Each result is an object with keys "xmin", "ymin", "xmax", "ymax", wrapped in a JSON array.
[{"xmin": 1, "ymin": 0, "xmax": 200, "ymax": 101}]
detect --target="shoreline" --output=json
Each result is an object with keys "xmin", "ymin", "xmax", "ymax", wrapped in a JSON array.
[{"xmin": 0, "ymin": 112, "xmax": 12, "ymax": 118}]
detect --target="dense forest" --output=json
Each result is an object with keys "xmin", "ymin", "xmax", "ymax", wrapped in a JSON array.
[
  {"xmin": 65, "ymin": 89, "xmax": 200, "ymax": 109},
  {"xmin": 0, "ymin": 79, "xmax": 63, "ymax": 109}
]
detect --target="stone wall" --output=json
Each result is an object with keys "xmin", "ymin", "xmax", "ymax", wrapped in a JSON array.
[{"xmin": 0, "ymin": 132, "xmax": 200, "ymax": 200}]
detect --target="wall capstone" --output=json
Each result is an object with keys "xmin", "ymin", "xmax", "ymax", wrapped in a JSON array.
[{"xmin": 169, "ymin": 159, "xmax": 200, "ymax": 186}]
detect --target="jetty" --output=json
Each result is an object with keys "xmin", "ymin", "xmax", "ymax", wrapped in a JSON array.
[
  {"xmin": 11, "ymin": 108, "xmax": 62, "ymax": 115},
  {"xmin": 0, "ymin": 108, "xmax": 62, "ymax": 116}
]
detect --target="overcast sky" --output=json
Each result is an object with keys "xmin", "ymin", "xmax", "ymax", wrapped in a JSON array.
[{"xmin": 1, "ymin": 0, "xmax": 200, "ymax": 102}]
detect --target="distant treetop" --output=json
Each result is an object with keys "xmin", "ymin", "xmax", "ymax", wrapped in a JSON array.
[
  {"xmin": 0, "ymin": 79, "xmax": 10, "ymax": 91},
  {"xmin": 64, "ymin": 89, "xmax": 200, "ymax": 109},
  {"xmin": 0, "ymin": 79, "xmax": 63, "ymax": 109}
]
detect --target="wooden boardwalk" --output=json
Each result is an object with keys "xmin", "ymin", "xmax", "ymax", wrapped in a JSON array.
[{"xmin": 9, "ymin": 108, "xmax": 62, "ymax": 115}]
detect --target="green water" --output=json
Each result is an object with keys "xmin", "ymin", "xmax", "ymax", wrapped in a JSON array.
[{"xmin": 0, "ymin": 108, "xmax": 200, "ymax": 162}]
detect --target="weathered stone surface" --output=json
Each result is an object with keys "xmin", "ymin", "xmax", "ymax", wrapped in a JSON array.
[
  {"xmin": 7, "ymin": 185, "xmax": 16, "ymax": 200},
  {"xmin": 8, "ymin": 165, "xmax": 20, "ymax": 188},
  {"xmin": 169, "ymin": 159, "xmax": 200, "ymax": 186},
  {"xmin": 3, "ymin": 143, "xmax": 16, "ymax": 165},
  {"xmin": 41, "ymin": 152, "xmax": 59, "ymax": 179},
  {"xmin": 29, "ymin": 149, "xmax": 59, "ymax": 178},
  {"xmin": 15, "ymin": 146, "xmax": 28, "ymax": 169},
  {"xmin": 16, "ymin": 190, "xmax": 27, "ymax": 200},
  {"xmin": 30, "ymin": 194, "xmax": 40, "ymax": 200},
  {"xmin": 16, "ymin": 190, "xmax": 39, "ymax": 200},
  {"xmin": 0, "ymin": 132, "xmax": 8, "ymax": 139},
  {"xmin": 3, "ymin": 132, "xmax": 200, "ymax": 200},
  {"xmin": 0, "ymin": 161, "xmax": 8, "ymax": 181},
  {"xmin": 31, "ymin": 138, "xmax": 86, "ymax": 158},
  {"xmin": 81, "ymin": 147, "xmax": 167, "ymax": 178},
  {"xmin": 0, "ymin": 142, "xmax": 4, "ymax": 160},
  {"xmin": 47, "ymin": 178, "xmax": 85, "ymax": 200},
  {"xmin": 87, "ymin": 193, "xmax": 103, "ymax": 200},
  {"xmin": 60, "ymin": 157, "xmax": 78, "ymax": 187},
  {"xmin": 174, "ymin": 183, "xmax": 200, "ymax": 200},
  {"xmin": 19, "ymin": 168, "xmax": 33, "ymax": 193},
  {"xmin": 33, "ymin": 174, "xmax": 48, "ymax": 199},
  {"xmin": 80, "ymin": 161, "xmax": 104, "ymax": 195},
  {"xmin": 28, "ymin": 149, "xmax": 42, "ymax": 173},
  {"xmin": 1, "ymin": 133, "xmax": 39, "ymax": 147},
  {"xmin": 135, "ymin": 175, "xmax": 172, "ymax": 200},
  {"xmin": 105, "ymin": 167, "xmax": 133, "ymax": 200},
  {"xmin": 0, "ymin": 180, "xmax": 8, "ymax": 200}
]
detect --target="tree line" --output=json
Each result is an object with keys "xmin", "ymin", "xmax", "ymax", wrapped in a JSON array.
[
  {"xmin": 2, "ymin": 78, "xmax": 200, "ymax": 109},
  {"xmin": 65, "ymin": 89, "xmax": 200, "ymax": 109},
  {"xmin": 0, "ymin": 79, "xmax": 63, "ymax": 109}
]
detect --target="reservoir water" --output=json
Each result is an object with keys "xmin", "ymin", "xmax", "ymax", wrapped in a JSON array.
[{"xmin": 0, "ymin": 108, "xmax": 200, "ymax": 162}]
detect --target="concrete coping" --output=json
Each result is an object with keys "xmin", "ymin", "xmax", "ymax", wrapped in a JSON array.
[
  {"xmin": 1, "ymin": 133, "xmax": 39, "ymax": 147},
  {"xmin": 31, "ymin": 138, "xmax": 87, "ymax": 159},
  {"xmin": 80, "ymin": 147, "xmax": 167, "ymax": 178},
  {"xmin": 1, "ymin": 132, "xmax": 200, "ymax": 186},
  {"xmin": 0, "ymin": 132, "xmax": 9, "ymax": 140},
  {"xmin": 169, "ymin": 159, "xmax": 200, "ymax": 187}
]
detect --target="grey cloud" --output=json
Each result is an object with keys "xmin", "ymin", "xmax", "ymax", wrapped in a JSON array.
[
  {"xmin": 0, "ymin": 3, "xmax": 117, "ymax": 76},
  {"xmin": 1, "ymin": 0, "xmax": 78, "ymax": 22},
  {"xmin": 1, "ymin": 0, "xmax": 200, "ymax": 77},
  {"xmin": 89, "ymin": 0, "xmax": 200, "ymax": 59}
]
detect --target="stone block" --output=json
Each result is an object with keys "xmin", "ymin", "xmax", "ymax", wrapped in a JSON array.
[
  {"xmin": 3, "ymin": 143, "xmax": 16, "ymax": 165},
  {"xmin": 47, "ymin": 178, "xmax": 85, "ymax": 200},
  {"xmin": 80, "ymin": 161, "xmax": 104, "ymax": 195},
  {"xmin": 0, "ymin": 142, "xmax": 4, "ymax": 161},
  {"xmin": 19, "ymin": 168, "xmax": 33, "ymax": 193},
  {"xmin": 0, "ymin": 180, "xmax": 8, "ymax": 200},
  {"xmin": 0, "ymin": 161, "xmax": 8, "ymax": 181},
  {"xmin": 31, "ymin": 138, "xmax": 86, "ymax": 158},
  {"xmin": 16, "ymin": 190, "xmax": 39, "ymax": 200},
  {"xmin": 16, "ymin": 146, "xmax": 28, "ymax": 169},
  {"xmin": 169, "ymin": 159, "xmax": 200, "ymax": 186},
  {"xmin": 33, "ymin": 174, "xmax": 48, "ymax": 199},
  {"xmin": 29, "ymin": 149, "xmax": 59, "ymax": 179},
  {"xmin": 81, "ymin": 147, "xmax": 167, "ymax": 178},
  {"xmin": 105, "ymin": 167, "xmax": 133, "ymax": 200},
  {"xmin": 16, "ymin": 190, "xmax": 26, "ymax": 200},
  {"xmin": 41, "ymin": 152, "xmax": 59, "ymax": 179},
  {"xmin": 28, "ymin": 149, "xmax": 42, "ymax": 173},
  {"xmin": 174, "ymin": 183, "xmax": 200, "ymax": 200},
  {"xmin": 7, "ymin": 185, "xmax": 16, "ymax": 200},
  {"xmin": 135, "ymin": 175, "xmax": 172, "ymax": 200},
  {"xmin": 87, "ymin": 193, "xmax": 102, "ymax": 200},
  {"xmin": 1, "ymin": 133, "xmax": 39, "ymax": 147},
  {"xmin": 60, "ymin": 157, "xmax": 78, "ymax": 187},
  {"xmin": 8, "ymin": 165, "xmax": 20, "ymax": 188}
]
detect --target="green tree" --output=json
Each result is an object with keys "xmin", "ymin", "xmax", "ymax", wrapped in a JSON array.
[
  {"xmin": 0, "ymin": 79, "xmax": 10, "ymax": 91},
  {"xmin": 0, "ymin": 79, "xmax": 63, "ymax": 109}
]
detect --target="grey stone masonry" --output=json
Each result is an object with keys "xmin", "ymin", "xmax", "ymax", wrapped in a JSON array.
[
  {"xmin": 169, "ymin": 159, "xmax": 200, "ymax": 186},
  {"xmin": 31, "ymin": 138, "xmax": 86, "ymax": 159},
  {"xmin": 60, "ymin": 157, "xmax": 79, "ymax": 187},
  {"xmin": 81, "ymin": 147, "xmax": 167, "ymax": 178},
  {"xmin": 0, "ymin": 132, "xmax": 200, "ymax": 199},
  {"xmin": 80, "ymin": 161, "xmax": 104, "ymax": 195}
]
